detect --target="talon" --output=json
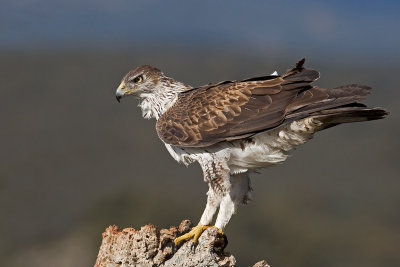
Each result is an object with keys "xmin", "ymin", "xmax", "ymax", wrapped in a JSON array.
[
  {"xmin": 174, "ymin": 223, "xmax": 216, "ymax": 246},
  {"xmin": 211, "ymin": 229, "xmax": 228, "ymax": 251},
  {"xmin": 221, "ymin": 233, "xmax": 228, "ymax": 250}
]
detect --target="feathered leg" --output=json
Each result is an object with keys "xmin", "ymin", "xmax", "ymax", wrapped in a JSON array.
[
  {"xmin": 174, "ymin": 188, "xmax": 222, "ymax": 246},
  {"xmin": 175, "ymin": 156, "xmax": 230, "ymax": 245},
  {"xmin": 200, "ymin": 189, "xmax": 222, "ymax": 225},
  {"xmin": 215, "ymin": 172, "xmax": 252, "ymax": 229}
]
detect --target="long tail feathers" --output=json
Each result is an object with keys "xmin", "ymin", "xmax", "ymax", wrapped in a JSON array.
[
  {"xmin": 311, "ymin": 107, "xmax": 388, "ymax": 129},
  {"xmin": 285, "ymin": 59, "xmax": 388, "ymax": 129}
]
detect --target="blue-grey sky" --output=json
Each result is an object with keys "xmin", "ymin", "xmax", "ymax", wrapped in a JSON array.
[{"xmin": 1, "ymin": 0, "xmax": 399, "ymax": 58}]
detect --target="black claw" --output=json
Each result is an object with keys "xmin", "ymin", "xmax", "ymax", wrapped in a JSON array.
[
  {"xmin": 222, "ymin": 234, "xmax": 228, "ymax": 251},
  {"xmin": 190, "ymin": 242, "xmax": 197, "ymax": 253}
]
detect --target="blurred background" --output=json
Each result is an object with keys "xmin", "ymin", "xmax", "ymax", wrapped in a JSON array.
[{"xmin": 1, "ymin": 1, "xmax": 399, "ymax": 266}]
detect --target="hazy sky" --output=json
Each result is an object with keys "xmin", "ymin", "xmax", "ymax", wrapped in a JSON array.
[{"xmin": 1, "ymin": 0, "xmax": 400, "ymax": 58}]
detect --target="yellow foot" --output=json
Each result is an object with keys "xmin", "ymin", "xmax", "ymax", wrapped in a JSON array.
[{"xmin": 174, "ymin": 223, "xmax": 223, "ymax": 246}]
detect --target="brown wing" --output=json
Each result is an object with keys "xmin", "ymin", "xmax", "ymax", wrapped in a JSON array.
[{"xmin": 156, "ymin": 59, "xmax": 368, "ymax": 147}]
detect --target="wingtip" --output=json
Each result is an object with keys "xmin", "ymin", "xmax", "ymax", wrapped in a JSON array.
[{"xmin": 381, "ymin": 108, "xmax": 390, "ymax": 117}]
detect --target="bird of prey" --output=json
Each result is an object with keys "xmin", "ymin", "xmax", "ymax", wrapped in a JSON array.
[{"xmin": 115, "ymin": 59, "xmax": 387, "ymax": 246}]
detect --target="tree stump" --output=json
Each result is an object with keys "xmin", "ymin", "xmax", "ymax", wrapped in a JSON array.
[{"xmin": 95, "ymin": 220, "xmax": 269, "ymax": 267}]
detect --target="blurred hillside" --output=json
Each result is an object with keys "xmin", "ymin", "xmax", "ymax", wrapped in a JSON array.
[{"xmin": 1, "ymin": 1, "xmax": 400, "ymax": 266}]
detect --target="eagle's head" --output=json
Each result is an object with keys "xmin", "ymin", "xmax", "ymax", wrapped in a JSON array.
[
  {"xmin": 116, "ymin": 65, "xmax": 191, "ymax": 119},
  {"xmin": 115, "ymin": 65, "xmax": 163, "ymax": 102}
]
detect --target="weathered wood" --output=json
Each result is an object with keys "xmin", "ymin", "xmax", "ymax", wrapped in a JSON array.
[{"xmin": 95, "ymin": 220, "xmax": 269, "ymax": 267}]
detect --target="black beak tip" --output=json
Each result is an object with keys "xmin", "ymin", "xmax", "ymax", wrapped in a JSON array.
[{"xmin": 116, "ymin": 95, "xmax": 121, "ymax": 103}]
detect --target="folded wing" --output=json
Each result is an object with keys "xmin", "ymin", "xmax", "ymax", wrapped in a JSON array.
[{"xmin": 156, "ymin": 59, "xmax": 383, "ymax": 147}]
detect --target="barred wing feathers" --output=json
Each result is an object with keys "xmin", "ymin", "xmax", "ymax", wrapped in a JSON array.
[{"xmin": 156, "ymin": 59, "xmax": 387, "ymax": 147}]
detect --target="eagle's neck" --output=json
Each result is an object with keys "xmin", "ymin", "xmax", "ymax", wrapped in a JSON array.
[{"xmin": 139, "ymin": 78, "xmax": 191, "ymax": 120}]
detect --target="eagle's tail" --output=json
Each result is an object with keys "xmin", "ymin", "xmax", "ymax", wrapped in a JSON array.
[
  {"xmin": 307, "ymin": 83, "xmax": 388, "ymax": 128},
  {"xmin": 285, "ymin": 82, "xmax": 388, "ymax": 126},
  {"xmin": 310, "ymin": 106, "xmax": 388, "ymax": 129},
  {"xmin": 282, "ymin": 59, "xmax": 388, "ymax": 127}
]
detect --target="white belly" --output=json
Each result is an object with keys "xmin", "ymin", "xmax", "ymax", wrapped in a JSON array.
[{"xmin": 165, "ymin": 118, "xmax": 322, "ymax": 174}]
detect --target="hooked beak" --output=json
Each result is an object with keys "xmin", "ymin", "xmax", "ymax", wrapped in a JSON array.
[{"xmin": 115, "ymin": 81, "xmax": 125, "ymax": 103}]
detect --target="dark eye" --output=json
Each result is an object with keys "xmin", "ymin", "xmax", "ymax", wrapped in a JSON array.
[{"xmin": 132, "ymin": 75, "xmax": 143, "ymax": 83}]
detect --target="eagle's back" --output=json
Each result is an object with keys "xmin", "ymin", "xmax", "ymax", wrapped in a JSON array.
[{"xmin": 156, "ymin": 59, "xmax": 387, "ymax": 148}]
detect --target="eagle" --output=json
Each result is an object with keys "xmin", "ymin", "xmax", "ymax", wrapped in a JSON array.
[{"xmin": 115, "ymin": 59, "xmax": 387, "ymax": 246}]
